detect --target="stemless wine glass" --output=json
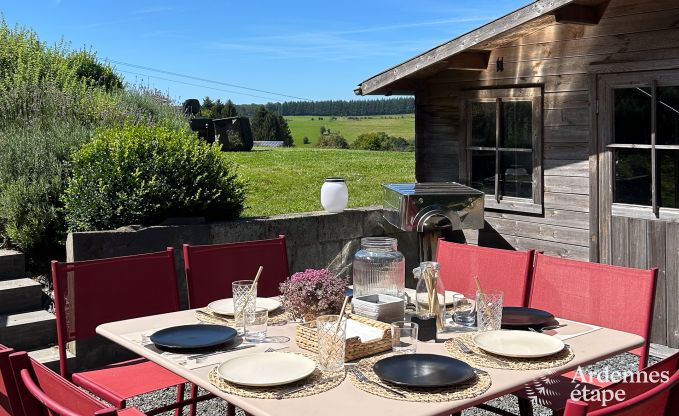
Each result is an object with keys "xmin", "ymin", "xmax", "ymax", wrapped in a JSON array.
[
  {"xmin": 232, "ymin": 280, "xmax": 256, "ymax": 335},
  {"xmin": 316, "ymin": 315, "xmax": 347, "ymax": 373},
  {"xmin": 391, "ymin": 321, "xmax": 418, "ymax": 354},
  {"xmin": 452, "ymin": 294, "xmax": 476, "ymax": 327},
  {"xmin": 244, "ymin": 307, "xmax": 268, "ymax": 342},
  {"xmin": 476, "ymin": 290, "xmax": 503, "ymax": 331}
]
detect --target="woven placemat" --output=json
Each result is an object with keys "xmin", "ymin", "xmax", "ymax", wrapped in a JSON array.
[
  {"xmin": 208, "ymin": 353, "xmax": 345, "ymax": 399},
  {"xmin": 347, "ymin": 354, "xmax": 491, "ymax": 402},
  {"xmin": 195, "ymin": 307, "xmax": 290, "ymax": 326},
  {"xmin": 444, "ymin": 332, "xmax": 575, "ymax": 370}
]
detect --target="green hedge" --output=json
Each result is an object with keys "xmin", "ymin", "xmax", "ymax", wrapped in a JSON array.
[
  {"xmin": 351, "ymin": 132, "xmax": 414, "ymax": 152},
  {"xmin": 64, "ymin": 125, "xmax": 246, "ymax": 232}
]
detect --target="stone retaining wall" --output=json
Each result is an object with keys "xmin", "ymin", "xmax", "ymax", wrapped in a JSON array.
[{"xmin": 66, "ymin": 206, "xmax": 420, "ymax": 309}]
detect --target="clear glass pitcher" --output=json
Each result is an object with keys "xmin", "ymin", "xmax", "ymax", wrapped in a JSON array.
[{"xmin": 352, "ymin": 237, "xmax": 405, "ymax": 299}]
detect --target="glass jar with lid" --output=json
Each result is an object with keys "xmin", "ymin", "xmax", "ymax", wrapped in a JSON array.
[{"xmin": 352, "ymin": 237, "xmax": 405, "ymax": 299}]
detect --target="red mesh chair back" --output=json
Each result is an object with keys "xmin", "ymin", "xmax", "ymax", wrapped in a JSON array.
[
  {"xmin": 51, "ymin": 249, "xmax": 181, "ymax": 377},
  {"xmin": 529, "ymin": 253, "xmax": 657, "ymax": 368},
  {"xmin": 563, "ymin": 352, "xmax": 679, "ymax": 416},
  {"xmin": 435, "ymin": 240, "xmax": 534, "ymax": 306},
  {"xmin": 9, "ymin": 351, "xmax": 124, "ymax": 416},
  {"xmin": 183, "ymin": 236, "xmax": 289, "ymax": 308},
  {"xmin": 0, "ymin": 345, "xmax": 22, "ymax": 416}
]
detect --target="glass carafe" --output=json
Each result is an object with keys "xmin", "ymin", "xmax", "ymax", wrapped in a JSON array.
[
  {"xmin": 415, "ymin": 261, "xmax": 446, "ymax": 332},
  {"xmin": 352, "ymin": 237, "xmax": 405, "ymax": 299}
]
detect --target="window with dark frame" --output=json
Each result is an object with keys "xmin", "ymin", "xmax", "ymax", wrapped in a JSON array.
[
  {"xmin": 465, "ymin": 88, "xmax": 542, "ymax": 213},
  {"xmin": 611, "ymin": 82, "xmax": 679, "ymax": 214}
]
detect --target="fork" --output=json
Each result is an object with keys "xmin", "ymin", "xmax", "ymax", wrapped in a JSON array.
[
  {"xmin": 350, "ymin": 367, "xmax": 406, "ymax": 398},
  {"xmin": 454, "ymin": 338, "xmax": 510, "ymax": 368}
]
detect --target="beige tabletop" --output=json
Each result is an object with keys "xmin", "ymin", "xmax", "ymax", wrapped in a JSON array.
[{"xmin": 96, "ymin": 309, "xmax": 643, "ymax": 416}]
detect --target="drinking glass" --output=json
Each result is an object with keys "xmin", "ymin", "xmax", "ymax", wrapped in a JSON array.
[
  {"xmin": 232, "ymin": 280, "xmax": 256, "ymax": 335},
  {"xmin": 476, "ymin": 290, "xmax": 503, "ymax": 332},
  {"xmin": 452, "ymin": 294, "xmax": 476, "ymax": 327},
  {"xmin": 316, "ymin": 315, "xmax": 347, "ymax": 372},
  {"xmin": 244, "ymin": 307, "xmax": 268, "ymax": 342},
  {"xmin": 391, "ymin": 321, "xmax": 418, "ymax": 354}
]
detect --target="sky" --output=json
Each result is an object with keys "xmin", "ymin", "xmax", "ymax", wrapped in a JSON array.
[{"xmin": 2, "ymin": 0, "xmax": 528, "ymax": 104}]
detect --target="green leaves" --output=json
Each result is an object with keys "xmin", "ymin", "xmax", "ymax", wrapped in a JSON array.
[{"xmin": 64, "ymin": 125, "xmax": 247, "ymax": 232}]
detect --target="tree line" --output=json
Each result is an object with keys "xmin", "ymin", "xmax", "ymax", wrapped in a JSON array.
[{"xmin": 234, "ymin": 97, "xmax": 414, "ymax": 117}]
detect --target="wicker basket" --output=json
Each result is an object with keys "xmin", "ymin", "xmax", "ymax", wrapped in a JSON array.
[{"xmin": 295, "ymin": 313, "xmax": 392, "ymax": 362}]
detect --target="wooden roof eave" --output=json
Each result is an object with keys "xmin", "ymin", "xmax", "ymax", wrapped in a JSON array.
[{"xmin": 356, "ymin": 0, "xmax": 577, "ymax": 96}]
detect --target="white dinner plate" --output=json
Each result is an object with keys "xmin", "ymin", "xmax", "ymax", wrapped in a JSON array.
[
  {"xmin": 415, "ymin": 291, "xmax": 464, "ymax": 307},
  {"xmin": 208, "ymin": 298, "xmax": 281, "ymax": 316},
  {"xmin": 472, "ymin": 330, "xmax": 566, "ymax": 358},
  {"xmin": 217, "ymin": 352, "xmax": 316, "ymax": 386}
]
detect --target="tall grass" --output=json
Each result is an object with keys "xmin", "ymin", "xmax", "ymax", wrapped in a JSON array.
[{"xmin": 0, "ymin": 18, "xmax": 187, "ymax": 265}]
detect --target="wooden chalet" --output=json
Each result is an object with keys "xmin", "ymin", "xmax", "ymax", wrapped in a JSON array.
[{"xmin": 356, "ymin": 0, "xmax": 679, "ymax": 347}]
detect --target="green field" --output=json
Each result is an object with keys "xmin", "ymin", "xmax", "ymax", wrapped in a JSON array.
[
  {"xmin": 285, "ymin": 114, "xmax": 414, "ymax": 147},
  {"xmin": 223, "ymin": 148, "xmax": 415, "ymax": 217}
]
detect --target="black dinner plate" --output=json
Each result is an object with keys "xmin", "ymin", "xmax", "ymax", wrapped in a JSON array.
[
  {"xmin": 150, "ymin": 324, "xmax": 237, "ymax": 350},
  {"xmin": 501, "ymin": 307, "xmax": 554, "ymax": 329},
  {"xmin": 373, "ymin": 354, "xmax": 475, "ymax": 388}
]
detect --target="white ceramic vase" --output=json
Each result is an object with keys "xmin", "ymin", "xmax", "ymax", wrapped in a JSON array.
[{"xmin": 320, "ymin": 178, "xmax": 348, "ymax": 213}]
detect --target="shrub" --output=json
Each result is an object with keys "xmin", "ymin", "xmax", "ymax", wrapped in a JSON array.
[
  {"xmin": 352, "ymin": 132, "xmax": 414, "ymax": 152},
  {"xmin": 64, "ymin": 125, "xmax": 246, "ymax": 232},
  {"xmin": 315, "ymin": 133, "xmax": 348, "ymax": 149},
  {"xmin": 302, "ymin": 136, "xmax": 310, "ymax": 144}
]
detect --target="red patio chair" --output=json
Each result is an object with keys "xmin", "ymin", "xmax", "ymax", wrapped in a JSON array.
[
  {"xmin": 435, "ymin": 240, "xmax": 534, "ymax": 306},
  {"xmin": 513, "ymin": 253, "xmax": 658, "ymax": 415},
  {"xmin": 563, "ymin": 351, "xmax": 679, "ymax": 416},
  {"xmin": 51, "ymin": 249, "xmax": 200, "ymax": 415},
  {"xmin": 0, "ymin": 345, "xmax": 22, "ymax": 416},
  {"xmin": 9, "ymin": 351, "xmax": 146, "ymax": 416},
  {"xmin": 183, "ymin": 235, "xmax": 290, "ymax": 308}
]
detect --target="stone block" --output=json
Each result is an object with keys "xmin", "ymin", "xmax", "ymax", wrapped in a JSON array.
[{"xmin": 0, "ymin": 249, "xmax": 25, "ymax": 279}]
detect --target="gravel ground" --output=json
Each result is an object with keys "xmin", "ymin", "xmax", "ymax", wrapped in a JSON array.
[{"xmin": 123, "ymin": 352, "xmax": 655, "ymax": 416}]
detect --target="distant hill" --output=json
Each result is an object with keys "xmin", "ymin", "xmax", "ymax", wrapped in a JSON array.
[{"xmin": 236, "ymin": 97, "xmax": 414, "ymax": 117}]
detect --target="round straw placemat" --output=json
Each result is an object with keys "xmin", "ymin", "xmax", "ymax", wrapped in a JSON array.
[
  {"xmin": 195, "ymin": 307, "xmax": 290, "ymax": 326},
  {"xmin": 347, "ymin": 353, "xmax": 491, "ymax": 402},
  {"xmin": 444, "ymin": 332, "xmax": 574, "ymax": 370},
  {"xmin": 208, "ymin": 353, "xmax": 345, "ymax": 399}
]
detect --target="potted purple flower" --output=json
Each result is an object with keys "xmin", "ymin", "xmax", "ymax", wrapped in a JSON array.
[{"xmin": 279, "ymin": 269, "xmax": 347, "ymax": 322}]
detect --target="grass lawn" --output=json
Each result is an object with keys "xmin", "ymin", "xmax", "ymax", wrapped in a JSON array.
[
  {"xmin": 285, "ymin": 114, "xmax": 414, "ymax": 147},
  {"xmin": 223, "ymin": 148, "xmax": 415, "ymax": 217}
]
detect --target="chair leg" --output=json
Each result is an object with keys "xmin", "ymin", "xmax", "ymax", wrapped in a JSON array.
[
  {"xmin": 174, "ymin": 383, "xmax": 185, "ymax": 416},
  {"xmin": 518, "ymin": 397, "xmax": 534, "ymax": 416},
  {"xmin": 227, "ymin": 402, "xmax": 235, "ymax": 415},
  {"xmin": 188, "ymin": 383, "xmax": 199, "ymax": 416}
]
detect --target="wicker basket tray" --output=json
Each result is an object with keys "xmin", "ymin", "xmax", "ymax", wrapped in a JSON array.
[{"xmin": 295, "ymin": 314, "xmax": 392, "ymax": 362}]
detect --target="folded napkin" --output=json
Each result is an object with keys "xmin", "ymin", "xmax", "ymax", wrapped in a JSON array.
[
  {"xmin": 122, "ymin": 329, "xmax": 287, "ymax": 370},
  {"xmin": 550, "ymin": 320, "xmax": 602, "ymax": 341},
  {"xmin": 345, "ymin": 319, "xmax": 384, "ymax": 343}
]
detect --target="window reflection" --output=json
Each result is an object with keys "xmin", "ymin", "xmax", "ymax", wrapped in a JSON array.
[
  {"xmin": 659, "ymin": 150, "xmax": 679, "ymax": 209},
  {"xmin": 470, "ymin": 150, "xmax": 495, "ymax": 195},
  {"xmin": 501, "ymin": 101, "xmax": 532, "ymax": 149},
  {"xmin": 658, "ymin": 86, "xmax": 679, "ymax": 146},
  {"xmin": 500, "ymin": 152, "xmax": 532, "ymax": 198},
  {"xmin": 471, "ymin": 102, "xmax": 496, "ymax": 147},
  {"xmin": 614, "ymin": 149, "xmax": 651, "ymax": 206},
  {"xmin": 614, "ymin": 88, "xmax": 652, "ymax": 145}
]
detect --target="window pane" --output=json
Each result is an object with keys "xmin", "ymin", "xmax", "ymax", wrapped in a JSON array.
[
  {"xmin": 614, "ymin": 149, "xmax": 651, "ymax": 205},
  {"xmin": 658, "ymin": 86, "xmax": 679, "ymax": 146},
  {"xmin": 470, "ymin": 150, "xmax": 495, "ymax": 195},
  {"xmin": 659, "ymin": 150, "xmax": 679, "ymax": 209},
  {"xmin": 500, "ymin": 151, "xmax": 533, "ymax": 199},
  {"xmin": 471, "ymin": 102, "xmax": 496, "ymax": 147},
  {"xmin": 501, "ymin": 101, "xmax": 532, "ymax": 149},
  {"xmin": 614, "ymin": 87, "xmax": 652, "ymax": 145}
]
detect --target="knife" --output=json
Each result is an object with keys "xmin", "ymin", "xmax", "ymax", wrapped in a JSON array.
[{"xmin": 187, "ymin": 344, "xmax": 255, "ymax": 360}]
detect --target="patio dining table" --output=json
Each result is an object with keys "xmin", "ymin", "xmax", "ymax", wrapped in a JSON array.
[{"xmin": 96, "ymin": 308, "xmax": 643, "ymax": 416}]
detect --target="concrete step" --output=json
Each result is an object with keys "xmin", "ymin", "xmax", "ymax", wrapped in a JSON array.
[
  {"xmin": 0, "ymin": 310, "xmax": 56, "ymax": 350},
  {"xmin": 27, "ymin": 345, "xmax": 74, "ymax": 373},
  {"xmin": 0, "ymin": 278, "xmax": 43, "ymax": 314},
  {"xmin": 0, "ymin": 249, "xmax": 25, "ymax": 280}
]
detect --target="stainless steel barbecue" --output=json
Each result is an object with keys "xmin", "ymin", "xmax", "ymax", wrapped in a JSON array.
[
  {"xmin": 382, "ymin": 182, "xmax": 485, "ymax": 263},
  {"xmin": 383, "ymin": 183, "xmax": 484, "ymax": 232}
]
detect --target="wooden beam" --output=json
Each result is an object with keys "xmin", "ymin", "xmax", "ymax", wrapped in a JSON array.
[
  {"xmin": 553, "ymin": 1, "xmax": 610, "ymax": 25},
  {"xmin": 445, "ymin": 50, "xmax": 491, "ymax": 70}
]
